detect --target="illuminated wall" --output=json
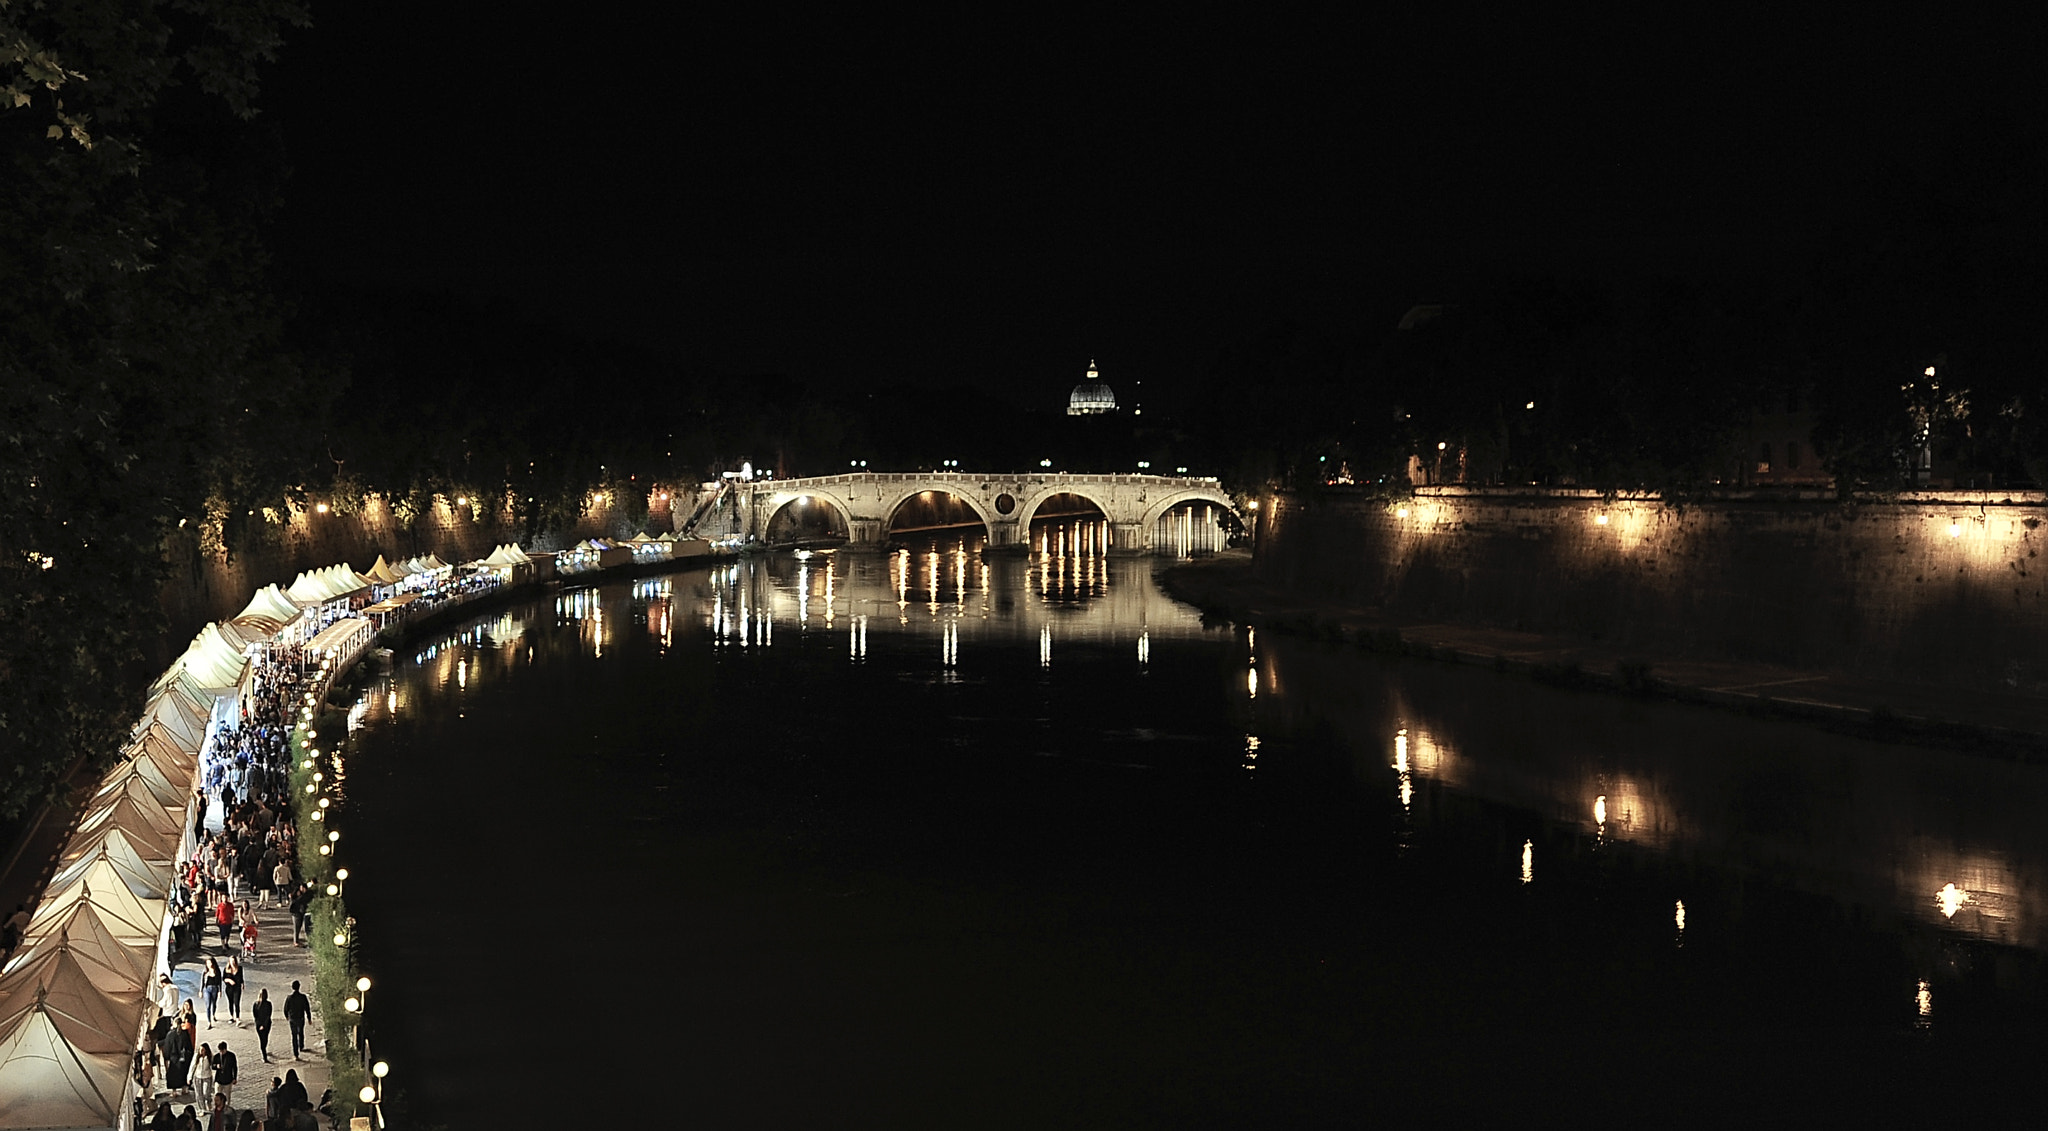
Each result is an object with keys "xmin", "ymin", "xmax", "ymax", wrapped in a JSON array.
[{"xmin": 1255, "ymin": 488, "xmax": 2047, "ymax": 691}]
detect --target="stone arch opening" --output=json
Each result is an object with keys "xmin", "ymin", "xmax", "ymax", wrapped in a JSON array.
[
  {"xmin": 883, "ymin": 489, "xmax": 991, "ymax": 542},
  {"xmin": 1023, "ymin": 491, "xmax": 1111, "ymax": 557},
  {"xmin": 764, "ymin": 494, "xmax": 850, "ymax": 545},
  {"xmin": 1144, "ymin": 493, "xmax": 1244, "ymax": 557}
]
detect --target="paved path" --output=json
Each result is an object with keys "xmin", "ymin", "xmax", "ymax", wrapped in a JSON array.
[{"xmin": 155, "ymin": 862, "xmax": 334, "ymax": 1124}]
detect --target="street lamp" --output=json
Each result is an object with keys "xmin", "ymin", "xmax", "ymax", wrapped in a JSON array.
[{"xmin": 360, "ymin": 1060, "xmax": 389, "ymax": 1128}]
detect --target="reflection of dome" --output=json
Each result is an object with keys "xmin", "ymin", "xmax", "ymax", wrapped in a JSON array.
[{"xmin": 1067, "ymin": 359, "xmax": 1117, "ymax": 415}]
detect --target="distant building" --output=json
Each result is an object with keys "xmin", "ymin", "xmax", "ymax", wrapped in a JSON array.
[
  {"xmin": 1746, "ymin": 388, "xmax": 1829, "ymax": 486},
  {"xmin": 1067, "ymin": 360, "xmax": 1117, "ymax": 415}
]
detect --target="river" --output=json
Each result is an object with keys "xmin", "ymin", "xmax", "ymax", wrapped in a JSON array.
[{"xmin": 331, "ymin": 526, "xmax": 2048, "ymax": 1127}]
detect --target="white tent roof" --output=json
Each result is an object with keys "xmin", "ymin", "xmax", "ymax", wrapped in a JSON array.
[
  {"xmin": 243, "ymin": 583, "xmax": 305, "ymax": 622},
  {"xmin": 35, "ymin": 862, "xmax": 165, "ymax": 942},
  {"xmin": 71, "ymin": 797, "xmax": 180, "ymax": 865},
  {"xmin": 418, "ymin": 553, "xmax": 449, "ymax": 571},
  {"xmin": 151, "ymin": 623, "xmax": 247, "ymax": 693},
  {"xmin": 0, "ymin": 907, "xmax": 154, "ymax": 999},
  {"xmin": 76, "ymin": 778, "xmax": 181, "ymax": 842},
  {"xmin": 48, "ymin": 845, "xmax": 168, "ymax": 905},
  {"xmin": 136, "ymin": 694, "xmax": 205, "ymax": 752},
  {"xmin": 481, "ymin": 544, "xmax": 532, "ymax": 567},
  {"xmin": 0, "ymin": 994, "xmax": 128, "ymax": 1130},
  {"xmin": 128, "ymin": 723, "xmax": 199, "ymax": 776},
  {"xmin": 91, "ymin": 756, "xmax": 181, "ymax": 811},
  {"xmin": 364, "ymin": 555, "xmax": 406, "ymax": 585},
  {"xmin": 0, "ymin": 945, "xmax": 144, "ymax": 1055},
  {"xmin": 59, "ymin": 825, "xmax": 172, "ymax": 874},
  {"xmin": 21, "ymin": 881, "xmax": 159, "ymax": 954}
]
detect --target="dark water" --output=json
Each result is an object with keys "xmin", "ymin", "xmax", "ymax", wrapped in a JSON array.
[{"xmin": 334, "ymin": 531, "xmax": 2048, "ymax": 1128}]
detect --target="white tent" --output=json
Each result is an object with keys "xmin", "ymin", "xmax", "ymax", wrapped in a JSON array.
[
  {"xmin": 0, "ymin": 994, "xmax": 128, "ymax": 1131},
  {"xmin": 70, "ymin": 800, "xmax": 180, "ymax": 870},
  {"xmin": 21, "ymin": 883, "xmax": 159, "ymax": 950},
  {"xmin": 135, "ymin": 692, "xmax": 207, "ymax": 753},
  {"xmin": 127, "ymin": 724, "xmax": 199, "ymax": 781},
  {"xmin": 33, "ymin": 862, "xmax": 165, "ymax": 946},
  {"xmin": 59, "ymin": 825, "xmax": 172, "ymax": 874},
  {"xmin": 76, "ymin": 779, "xmax": 181, "ymax": 844},
  {"xmin": 235, "ymin": 583, "xmax": 306, "ymax": 627},
  {"xmin": 91, "ymin": 756, "xmax": 181, "ymax": 812},
  {"xmin": 0, "ymin": 908, "xmax": 154, "ymax": 999},
  {"xmin": 0, "ymin": 946, "xmax": 144, "ymax": 1056},
  {"xmin": 48, "ymin": 843, "xmax": 168, "ymax": 905},
  {"xmin": 152, "ymin": 623, "xmax": 247, "ymax": 694}
]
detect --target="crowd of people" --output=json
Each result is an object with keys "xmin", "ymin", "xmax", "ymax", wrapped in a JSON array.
[{"xmin": 133, "ymin": 654, "xmax": 334, "ymax": 1130}]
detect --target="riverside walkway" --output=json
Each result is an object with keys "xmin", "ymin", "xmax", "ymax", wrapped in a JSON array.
[{"xmin": 1163, "ymin": 550, "xmax": 2048, "ymax": 750}]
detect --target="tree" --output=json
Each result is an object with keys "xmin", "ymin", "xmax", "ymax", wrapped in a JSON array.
[{"xmin": 0, "ymin": 0, "xmax": 310, "ymax": 817}]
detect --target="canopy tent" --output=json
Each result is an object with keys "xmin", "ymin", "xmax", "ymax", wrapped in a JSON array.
[
  {"xmin": 235, "ymin": 583, "xmax": 306, "ymax": 626},
  {"xmin": 0, "ymin": 907, "xmax": 154, "ymax": 999},
  {"xmin": 152, "ymin": 623, "xmax": 247, "ymax": 694},
  {"xmin": 136, "ymin": 689, "xmax": 208, "ymax": 753},
  {"xmin": 364, "ymin": 555, "xmax": 407, "ymax": 587},
  {"xmin": 59, "ymin": 825, "xmax": 172, "ymax": 874},
  {"xmin": 71, "ymin": 797, "xmax": 180, "ymax": 865},
  {"xmin": 48, "ymin": 845, "xmax": 169, "ymax": 905},
  {"xmin": 35, "ymin": 860, "xmax": 166, "ymax": 941},
  {"xmin": 416, "ymin": 553, "xmax": 450, "ymax": 572},
  {"xmin": 21, "ymin": 882, "xmax": 159, "ymax": 952},
  {"xmin": 0, "ymin": 947, "xmax": 144, "ymax": 1056},
  {"xmin": 0, "ymin": 995, "xmax": 128, "ymax": 1131},
  {"xmin": 482, "ymin": 543, "xmax": 533, "ymax": 566},
  {"xmin": 127, "ymin": 724, "xmax": 199, "ymax": 779},
  {"xmin": 305, "ymin": 616, "xmax": 375, "ymax": 668},
  {"xmin": 76, "ymin": 778, "xmax": 181, "ymax": 844},
  {"xmin": 90, "ymin": 756, "xmax": 181, "ymax": 812}
]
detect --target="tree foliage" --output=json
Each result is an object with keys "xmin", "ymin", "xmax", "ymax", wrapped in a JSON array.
[{"xmin": 1, "ymin": 0, "xmax": 309, "ymax": 817}]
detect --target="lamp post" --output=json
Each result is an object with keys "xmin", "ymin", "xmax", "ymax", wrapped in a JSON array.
[
  {"xmin": 359, "ymin": 1059, "xmax": 389, "ymax": 1128},
  {"xmin": 334, "ymin": 867, "xmax": 349, "ymax": 898}
]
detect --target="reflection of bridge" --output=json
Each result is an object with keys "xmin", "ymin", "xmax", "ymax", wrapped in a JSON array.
[{"xmin": 726, "ymin": 472, "xmax": 1241, "ymax": 553}]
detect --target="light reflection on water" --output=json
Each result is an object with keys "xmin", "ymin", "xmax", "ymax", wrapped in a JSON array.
[{"xmin": 346, "ymin": 533, "xmax": 2048, "ymax": 1125}]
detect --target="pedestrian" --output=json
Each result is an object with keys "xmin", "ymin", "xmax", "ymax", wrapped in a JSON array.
[
  {"xmin": 161, "ymin": 1018, "xmax": 191, "ymax": 1091},
  {"xmin": 214, "ymin": 895, "xmax": 236, "ymax": 952},
  {"xmin": 263, "ymin": 1078, "xmax": 284, "ymax": 1128},
  {"xmin": 221, "ymin": 957, "xmax": 243, "ymax": 1024},
  {"xmin": 252, "ymin": 988, "xmax": 274, "ymax": 1061},
  {"xmin": 200, "ymin": 958, "xmax": 223, "ymax": 1026},
  {"xmin": 288, "ymin": 884, "xmax": 310, "ymax": 947},
  {"xmin": 190, "ymin": 1041, "xmax": 214, "ymax": 1107},
  {"xmin": 157, "ymin": 972, "xmax": 179, "ymax": 1016},
  {"xmin": 204, "ymin": 1091, "xmax": 231, "ymax": 1131},
  {"xmin": 283, "ymin": 980, "xmax": 312, "ymax": 1058},
  {"xmin": 241, "ymin": 912, "xmax": 259, "ymax": 960},
  {"xmin": 277, "ymin": 1068, "xmax": 308, "ymax": 1114},
  {"xmin": 212, "ymin": 1041, "xmax": 237, "ymax": 1106}
]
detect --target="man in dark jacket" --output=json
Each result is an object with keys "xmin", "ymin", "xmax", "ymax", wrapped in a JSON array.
[
  {"xmin": 252, "ymin": 988, "xmax": 274, "ymax": 1061},
  {"xmin": 213, "ymin": 1042, "xmax": 238, "ymax": 1105},
  {"xmin": 283, "ymin": 980, "xmax": 312, "ymax": 1058}
]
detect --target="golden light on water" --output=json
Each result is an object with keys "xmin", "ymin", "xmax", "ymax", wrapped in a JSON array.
[
  {"xmin": 1937, "ymin": 883, "xmax": 1968, "ymax": 919},
  {"xmin": 1916, "ymin": 980, "xmax": 1933, "ymax": 1026},
  {"xmin": 1675, "ymin": 901, "xmax": 1686, "ymax": 931},
  {"xmin": 1520, "ymin": 840, "xmax": 1534, "ymax": 884},
  {"xmin": 1593, "ymin": 794, "xmax": 1607, "ymax": 826}
]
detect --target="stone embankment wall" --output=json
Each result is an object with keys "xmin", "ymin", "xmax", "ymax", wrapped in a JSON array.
[
  {"xmin": 155, "ymin": 489, "xmax": 685, "ymax": 663},
  {"xmin": 1254, "ymin": 488, "xmax": 2048, "ymax": 694}
]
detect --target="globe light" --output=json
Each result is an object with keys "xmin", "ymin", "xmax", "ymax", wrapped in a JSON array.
[
  {"xmin": 344, "ymin": 997, "xmax": 359, "ymax": 1013},
  {"xmin": 357, "ymin": 976, "xmax": 372, "ymax": 992},
  {"xmin": 334, "ymin": 930, "xmax": 348, "ymax": 946},
  {"xmin": 325, "ymin": 884, "xmax": 338, "ymax": 896},
  {"xmin": 336, "ymin": 868, "xmax": 349, "ymax": 881},
  {"xmin": 328, "ymin": 831, "xmax": 340, "ymax": 844},
  {"xmin": 373, "ymin": 1062, "xmax": 388, "ymax": 1079},
  {"xmin": 361, "ymin": 1086, "xmax": 377, "ymax": 1103}
]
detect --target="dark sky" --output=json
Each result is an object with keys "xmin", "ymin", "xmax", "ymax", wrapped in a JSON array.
[{"xmin": 263, "ymin": 6, "xmax": 2038, "ymax": 404}]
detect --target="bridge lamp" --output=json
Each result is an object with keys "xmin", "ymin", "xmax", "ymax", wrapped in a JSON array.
[
  {"xmin": 1137, "ymin": 460, "xmax": 1150, "ymax": 469},
  {"xmin": 1176, "ymin": 467, "xmax": 1188, "ymax": 474},
  {"xmin": 1040, "ymin": 459, "xmax": 1052, "ymax": 467}
]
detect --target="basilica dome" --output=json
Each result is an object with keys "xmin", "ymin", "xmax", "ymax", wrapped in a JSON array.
[{"xmin": 1067, "ymin": 360, "xmax": 1117, "ymax": 415}]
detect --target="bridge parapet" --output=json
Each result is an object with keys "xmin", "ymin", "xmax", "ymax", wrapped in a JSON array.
[{"xmin": 738, "ymin": 471, "xmax": 1237, "ymax": 554}]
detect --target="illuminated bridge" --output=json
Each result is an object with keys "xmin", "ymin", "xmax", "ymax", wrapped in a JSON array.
[{"xmin": 709, "ymin": 471, "xmax": 1243, "ymax": 554}]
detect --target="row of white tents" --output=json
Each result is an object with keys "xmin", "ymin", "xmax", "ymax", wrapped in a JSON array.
[{"xmin": 0, "ymin": 542, "xmax": 547, "ymax": 1129}]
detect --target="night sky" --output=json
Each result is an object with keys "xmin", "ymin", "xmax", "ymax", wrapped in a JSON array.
[{"xmin": 263, "ymin": 7, "xmax": 2039, "ymax": 406}]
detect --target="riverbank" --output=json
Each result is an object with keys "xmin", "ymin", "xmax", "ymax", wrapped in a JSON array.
[{"xmin": 1161, "ymin": 549, "xmax": 2048, "ymax": 755}]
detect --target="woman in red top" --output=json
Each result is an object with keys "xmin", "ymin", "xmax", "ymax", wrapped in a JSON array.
[{"xmin": 214, "ymin": 896, "xmax": 237, "ymax": 952}]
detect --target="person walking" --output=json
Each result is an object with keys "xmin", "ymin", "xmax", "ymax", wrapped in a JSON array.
[
  {"xmin": 277, "ymin": 1068, "xmax": 308, "ymax": 1115},
  {"xmin": 221, "ymin": 957, "xmax": 243, "ymax": 1025},
  {"xmin": 251, "ymin": 989, "xmax": 274, "ymax": 1062},
  {"xmin": 211, "ymin": 1042, "xmax": 237, "ymax": 1106},
  {"xmin": 203, "ymin": 1091, "xmax": 231, "ymax": 1131},
  {"xmin": 213, "ymin": 895, "xmax": 236, "ymax": 952},
  {"xmin": 200, "ymin": 958, "xmax": 223, "ymax": 1027},
  {"xmin": 241, "ymin": 911, "xmax": 259, "ymax": 960},
  {"xmin": 189, "ymin": 1042, "xmax": 214, "ymax": 1108},
  {"xmin": 283, "ymin": 980, "xmax": 311, "ymax": 1059},
  {"xmin": 262, "ymin": 1077, "xmax": 284, "ymax": 1128}
]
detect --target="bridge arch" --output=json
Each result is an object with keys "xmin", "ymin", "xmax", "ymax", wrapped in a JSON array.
[
  {"xmin": 878, "ymin": 485, "xmax": 993, "ymax": 541},
  {"xmin": 1014, "ymin": 485, "xmax": 1115, "ymax": 533},
  {"xmin": 761, "ymin": 489, "xmax": 856, "ymax": 544},
  {"xmin": 1139, "ymin": 488, "xmax": 1243, "ymax": 533}
]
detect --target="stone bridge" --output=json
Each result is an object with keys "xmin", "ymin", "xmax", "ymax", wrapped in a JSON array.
[{"xmin": 726, "ymin": 472, "xmax": 1241, "ymax": 553}]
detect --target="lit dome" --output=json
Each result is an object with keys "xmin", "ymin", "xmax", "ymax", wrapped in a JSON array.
[{"xmin": 1067, "ymin": 360, "xmax": 1117, "ymax": 415}]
